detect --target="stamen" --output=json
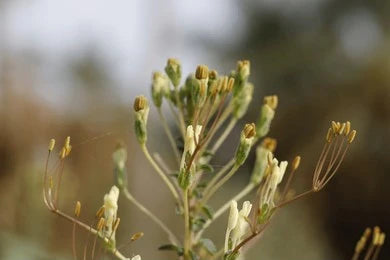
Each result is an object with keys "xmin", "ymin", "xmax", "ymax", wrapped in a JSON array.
[
  {"xmin": 96, "ymin": 206, "xmax": 105, "ymax": 219},
  {"xmin": 131, "ymin": 232, "xmax": 144, "ymax": 242},
  {"xmin": 313, "ymin": 121, "xmax": 356, "ymax": 191}
]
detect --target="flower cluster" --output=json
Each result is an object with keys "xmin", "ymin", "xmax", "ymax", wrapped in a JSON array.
[{"xmin": 42, "ymin": 58, "xmax": 372, "ymax": 260}]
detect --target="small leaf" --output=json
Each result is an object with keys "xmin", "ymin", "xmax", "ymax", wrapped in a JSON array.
[
  {"xmin": 200, "ymin": 238, "xmax": 217, "ymax": 254},
  {"xmin": 191, "ymin": 217, "xmax": 206, "ymax": 231},
  {"xmin": 202, "ymin": 150, "xmax": 214, "ymax": 157},
  {"xmin": 258, "ymin": 203, "xmax": 270, "ymax": 224},
  {"xmin": 202, "ymin": 205, "xmax": 214, "ymax": 219},
  {"xmin": 224, "ymin": 251, "xmax": 239, "ymax": 260},
  {"xmin": 199, "ymin": 164, "xmax": 214, "ymax": 173}
]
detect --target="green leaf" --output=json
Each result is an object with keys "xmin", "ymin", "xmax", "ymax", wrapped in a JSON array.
[
  {"xmin": 202, "ymin": 150, "xmax": 214, "ymax": 157},
  {"xmin": 199, "ymin": 164, "xmax": 214, "ymax": 173},
  {"xmin": 200, "ymin": 238, "xmax": 217, "ymax": 254},
  {"xmin": 224, "ymin": 251, "xmax": 239, "ymax": 260},
  {"xmin": 202, "ymin": 205, "xmax": 214, "ymax": 219},
  {"xmin": 191, "ymin": 217, "xmax": 206, "ymax": 232},
  {"xmin": 258, "ymin": 203, "xmax": 270, "ymax": 224},
  {"xmin": 158, "ymin": 244, "xmax": 183, "ymax": 256}
]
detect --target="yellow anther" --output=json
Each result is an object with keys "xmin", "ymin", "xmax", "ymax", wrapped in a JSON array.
[
  {"xmin": 74, "ymin": 201, "xmax": 81, "ymax": 217},
  {"xmin": 131, "ymin": 232, "xmax": 144, "ymax": 242},
  {"xmin": 96, "ymin": 206, "xmax": 105, "ymax": 219},
  {"xmin": 97, "ymin": 217, "xmax": 105, "ymax": 231},
  {"xmin": 344, "ymin": 121, "xmax": 351, "ymax": 136},
  {"xmin": 292, "ymin": 156, "xmax": 301, "ymax": 170},
  {"xmin": 348, "ymin": 130, "xmax": 357, "ymax": 143},
  {"xmin": 243, "ymin": 123, "xmax": 256, "ymax": 139},
  {"xmin": 48, "ymin": 139, "xmax": 56, "ymax": 151}
]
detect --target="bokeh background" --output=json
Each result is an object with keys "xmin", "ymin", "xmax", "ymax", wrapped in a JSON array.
[{"xmin": 1, "ymin": 0, "xmax": 389, "ymax": 259}]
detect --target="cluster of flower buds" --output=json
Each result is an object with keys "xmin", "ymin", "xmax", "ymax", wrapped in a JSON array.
[
  {"xmin": 224, "ymin": 200, "xmax": 252, "ymax": 253},
  {"xmin": 235, "ymin": 123, "xmax": 256, "ymax": 166},
  {"xmin": 133, "ymin": 96, "xmax": 150, "ymax": 144},
  {"xmin": 256, "ymin": 95, "xmax": 278, "ymax": 138},
  {"xmin": 178, "ymin": 125, "xmax": 202, "ymax": 189},
  {"xmin": 250, "ymin": 138, "xmax": 277, "ymax": 185}
]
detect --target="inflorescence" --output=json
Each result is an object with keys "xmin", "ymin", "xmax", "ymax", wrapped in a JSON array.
[{"xmin": 42, "ymin": 58, "xmax": 384, "ymax": 260}]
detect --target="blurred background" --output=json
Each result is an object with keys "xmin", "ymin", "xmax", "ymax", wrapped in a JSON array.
[{"xmin": 0, "ymin": 0, "xmax": 389, "ymax": 259}]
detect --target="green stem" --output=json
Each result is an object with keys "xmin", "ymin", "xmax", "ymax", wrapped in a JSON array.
[
  {"xmin": 141, "ymin": 144, "xmax": 180, "ymax": 203},
  {"xmin": 202, "ymin": 159, "xmax": 235, "ymax": 198},
  {"xmin": 200, "ymin": 164, "xmax": 240, "ymax": 207},
  {"xmin": 210, "ymin": 118, "xmax": 237, "ymax": 154},
  {"xmin": 183, "ymin": 188, "xmax": 191, "ymax": 259},
  {"xmin": 174, "ymin": 88, "xmax": 187, "ymax": 138},
  {"xmin": 157, "ymin": 108, "xmax": 181, "ymax": 165},
  {"xmin": 123, "ymin": 188, "xmax": 179, "ymax": 245}
]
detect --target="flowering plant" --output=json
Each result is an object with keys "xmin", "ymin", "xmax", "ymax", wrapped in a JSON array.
[{"xmin": 43, "ymin": 59, "xmax": 386, "ymax": 260}]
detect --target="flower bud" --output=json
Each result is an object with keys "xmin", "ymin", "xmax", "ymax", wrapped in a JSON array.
[
  {"xmin": 250, "ymin": 138, "xmax": 277, "ymax": 185},
  {"xmin": 256, "ymin": 104, "xmax": 275, "ymax": 138},
  {"xmin": 232, "ymin": 83, "xmax": 253, "ymax": 119},
  {"xmin": 209, "ymin": 70, "xmax": 218, "ymax": 80},
  {"xmin": 237, "ymin": 60, "xmax": 250, "ymax": 81},
  {"xmin": 165, "ymin": 58, "xmax": 181, "ymax": 87},
  {"xmin": 151, "ymin": 72, "xmax": 170, "ymax": 107},
  {"xmin": 113, "ymin": 143, "xmax": 128, "ymax": 189},
  {"xmin": 133, "ymin": 96, "xmax": 149, "ymax": 144},
  {"xmin": 235, "ymin": 123, "xmax": 256, "ymax": 166},
  {"xmin": 195, "ymin": 65, "xmax": 209, "ymax": 80},
  {"xmin": 263, "ymin": 95, "xmax": 278, "ymax": 110}
]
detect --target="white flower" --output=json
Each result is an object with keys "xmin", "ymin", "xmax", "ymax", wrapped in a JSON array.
[
  {"xmin": 104, "ymin": 185, "xmax": 120, "ymax": 237},
  {"xmin": 224, "ymin": 200, "xmax": 252, "ymax": 253},
  {"xmin": 260, "ymin": 158, "xmax": 288, "ymax": 208},
  {"xmin": 225, "ymin": 200, "xmax": 239, "ymax": 252},
  {"xmin": 130, "ymin": 255, "xmax": 141, "ymax": 260},
  {"xmin": 231, "ymin": 201, "xmax": 252, "ymax": 249}
]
